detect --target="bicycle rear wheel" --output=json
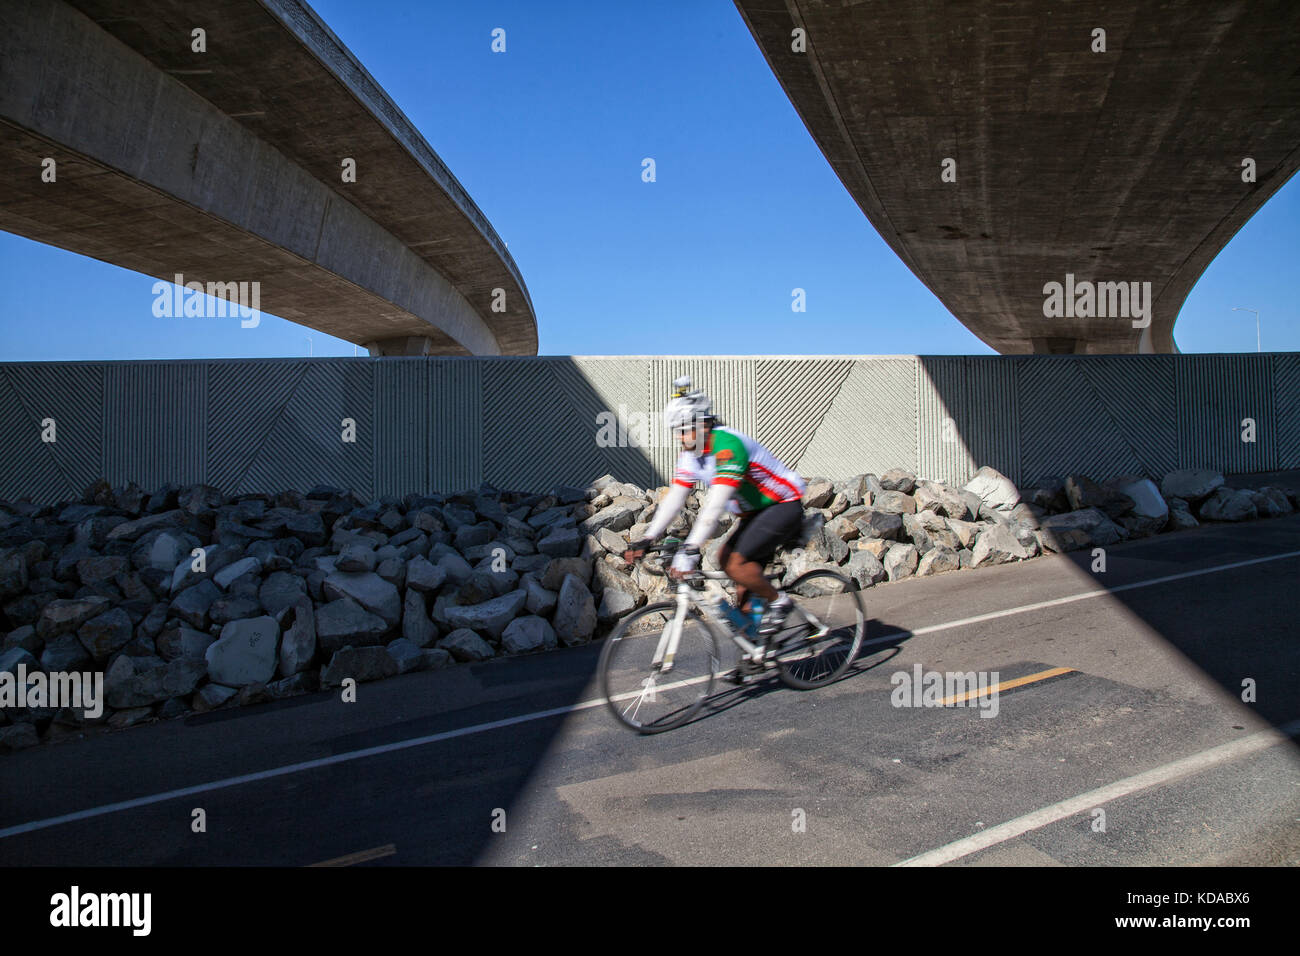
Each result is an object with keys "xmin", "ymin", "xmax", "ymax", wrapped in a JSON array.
[
  {"xmin": 772, "ymin": 570, "xmax": 865, "ymax": 689},
  {"xmin": 599, "ymin": 600, "xmax": 722, "ymax": 733}
]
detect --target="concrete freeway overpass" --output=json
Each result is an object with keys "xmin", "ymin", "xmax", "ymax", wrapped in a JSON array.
[
  {"xmin": 736, "ymin": 0, "xmax": 1300, "ymax": 354},
  {"xmin": 0, "ymin": 0, "xmax": 536, "ymax": 356}
]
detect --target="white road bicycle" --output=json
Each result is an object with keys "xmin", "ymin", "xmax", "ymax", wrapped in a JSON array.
[{"xmin": 599, "ymin": 541, "xmax": 866, "ymax": 734}]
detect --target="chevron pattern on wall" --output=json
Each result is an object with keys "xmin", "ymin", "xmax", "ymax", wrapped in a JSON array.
[
  {"xmin": 1176, "ymin": 355, "xmax": 1275, "ymax": 473},
  {"xmin": 482, "ymin": 359, "xmax": 616, "ymax": 492},
  {"xmin": 0, "ymin": 356, "xmax": 1290, "ymax": 505},
  {"xmin": 235, "ymin": 360, "xmax": 373, "ymax": 498},
  {"xmin": 0, "ymin": 364, "xmax": 102, "ymax": 502},
  {"xmin": 105, "ymin": 363, "xmax": 206, "ymax": 492},
  {"xmin": 798, "ymin": 359, "xmax": 917, "ymax": 479},
  {"xmin": 208, "ymin": 360, "xmax": 310, "ymax": 495},
  {"xmin": 1017, "ymin": 358, "xmax": 1150, "ymax": 483},
  {"xmin": 755, "ymin": 358, "xmax": 854, "ymax": 469},
  {"xmin": 1275, "ymin": 353, "xmax": 1300, "ymax": 471}
]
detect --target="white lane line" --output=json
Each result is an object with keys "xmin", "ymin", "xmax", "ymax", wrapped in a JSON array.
[
  {"xmin": 895, "ymin": 719, "xmax": 1300, "ymax": 867},
  {"xmin": 3, "ymin": 548, "xmax": 1297, "ymax": 840},
  {"xmin": 873, "ymin": 548, "xmax": 1300, "ymax": 644}
]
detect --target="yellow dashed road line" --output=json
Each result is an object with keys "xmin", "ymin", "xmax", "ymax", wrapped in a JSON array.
[{"xmin": 939, "ymin": 666, "xmax": 1076, "ymax": 706}]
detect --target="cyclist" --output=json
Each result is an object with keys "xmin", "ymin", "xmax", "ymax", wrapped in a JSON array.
[{"xmin": 624, "ymin": 377, "xmax": 808, "ymax": 649}]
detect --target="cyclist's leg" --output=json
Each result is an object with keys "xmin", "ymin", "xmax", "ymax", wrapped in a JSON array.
[
  {"xmin": 724, "ymin": 502, "xmax": 803, "ymax": 606},
  {"xmin": 717, "ymin": 519, "xmax": 750, "ymax": 611}
]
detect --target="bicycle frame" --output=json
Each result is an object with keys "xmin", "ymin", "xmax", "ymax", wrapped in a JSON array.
[{"xmin": 650, "ymin": 569, "xmax": 791, "ymax": 672}]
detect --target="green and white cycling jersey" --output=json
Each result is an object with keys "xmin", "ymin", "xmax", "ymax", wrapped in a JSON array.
[{"xmin": 670, "ymin": 426, "xmax": 806, "ymax": 515}]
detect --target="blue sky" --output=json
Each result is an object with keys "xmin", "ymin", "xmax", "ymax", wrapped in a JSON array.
[{"xmin": 1, "ymin": 0, "xmax": 1295, "ymax": 360}]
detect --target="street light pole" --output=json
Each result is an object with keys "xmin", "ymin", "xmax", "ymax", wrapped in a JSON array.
[{"xmin": 1231, "ymin": 307, "xmax": 1260, "ymax": 352}]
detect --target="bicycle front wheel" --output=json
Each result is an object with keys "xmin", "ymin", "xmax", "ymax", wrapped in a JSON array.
[
  {"xmin": 599, "ymin": 600, "xmax": 722, "ymax": 733},
  {"xmin": 773, "ymin": 570, "xmax": 865, "ymax": 689}
]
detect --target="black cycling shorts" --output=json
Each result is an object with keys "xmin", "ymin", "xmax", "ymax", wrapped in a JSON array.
[{"xmin": 723, "ymin": 500, "xmax": 805, "ymax": 567}]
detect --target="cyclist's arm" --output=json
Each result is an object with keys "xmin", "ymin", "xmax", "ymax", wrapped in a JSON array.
[
  {"xmin": 672, "ymin": 481, "xmax": 735, "ymax": 571},
  {"xmin": 642, "ymin": 481, "xmax": 690, "ymax": 541}
]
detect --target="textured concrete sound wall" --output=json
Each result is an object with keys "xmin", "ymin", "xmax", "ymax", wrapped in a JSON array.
[{"xmin": 0, "ymin": 355, "xmax": 1293, "ymax": 505}]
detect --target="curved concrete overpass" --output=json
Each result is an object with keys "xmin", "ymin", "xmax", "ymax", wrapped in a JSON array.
[
  {"xmin": 0, "ymin": 0, "xmax": 536, "ymax": 356},
  {"xmin": 736, "ymin": 0, "xmax": 1300, "ymax": 354}
]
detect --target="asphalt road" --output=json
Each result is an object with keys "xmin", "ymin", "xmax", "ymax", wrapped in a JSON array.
[{"xmin": 2, "ymin": 512, "xmax": 1297, "ymax": 866}]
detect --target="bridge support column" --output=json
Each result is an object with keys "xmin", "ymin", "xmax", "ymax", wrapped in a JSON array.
[{"xmin": 365, "ymin": 336, "xmax": 440, "ymax": 356}]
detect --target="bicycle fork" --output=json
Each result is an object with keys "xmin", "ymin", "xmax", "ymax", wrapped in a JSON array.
[{"xmin": 650, "ymin": 588, "xmax": 694, "ymax": 673}]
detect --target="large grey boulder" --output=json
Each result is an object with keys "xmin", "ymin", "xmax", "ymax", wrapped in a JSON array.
[
  {"xmin": 206, "ymin": 616, "xmax": 279, "ymax": 686},
  {"xmin": 963, "ymin": 466, "xmax": 1020, "ymax": 512},
  {"xmin": 833, "ymin": 474, "xmax": 870, "ymax": 507},
  {"xmin": 76, "ymin": 607, "xmax": 134, "ymax": 662},
  {"xmin": 522, "ymin": 575, "xmax": 559, "ymax": 615},
  {"xmin": 259, "ymin": 571, "xmax": 307, "ymax": 617},
  {"xmin": 502, "ymin": 616, "xmax": 558, "ymax": 654},
  {"xmin": 970, "ymin": 524, "xmax": 1036, "ymax": 567},
  {"xmin": 105, "ymin": 510, "xmax": 187, "ymax": 543},
  {"xmin": 320, "ymin": 646, "xmax": 399, "ymax": 687},
  {"xmin": 385, "ymin": 638, "xmax": 451, "ymax": 674},
  {"xmin": 322, "ymin": 571, "xmax": 401, "ymax": 627},
  {"xmin": 845, "ymin": 550, "xmax": 887, "ymax": 589},
  {"xmin": 872, "ymin": 491, "xmax": 917, "ymax": 516},
  {"xmin": 552, "ymin": 575, "xmax": 597, "ymax": 646},
  {"xmin": 401, "ymin": 589, "xmax": 437, "ymax": 648},
  {"xmin": 1037, "ymin": 508, "xmax": 1124, "ymax": 548},
  {"xmin": 1198, "ymin": 487, "xmax": 1257, "ymax": 522},
  {"xmin": 918, "ymin": 548, "xmax": 961, "ymax": 576},
  {"xmin": 336, "ymin": 542, "xmax": 378, "ymax": 573},
  {"xmin": 41, "ymin": 633, "xmax": 92, "ymax": 672},
  {"xmin": 1160, "ymin": 469, "xmax": 1224, "ymax": 505},
  {"xmin": 802, "ymin": 479, "xmax": 835, "ymax": 508},
  {"xmin": 944, "ymin": 518, "xmax": 981, "ymax": 549},
  {"xmin": 315, "ymin": 598, "xmax": 390, "ymax": 656},
  {"xmin": 595, "ymin": 527, "xmax": 629, "ymax": 555},
  {"xmin": 437, "ymin": 628, "xmax": 496, "ymax": 662},
  {"xmin": 436, "ymin": 551, "xmax": 474, "ymax": 586},
  {"xmin": 1115, "ymin": 478, "xmax": 1167, "ymax": 521},
  {"xmin": 542, "ymin": 557, "xmax": 591, "ymax": 590},
  {"xmin": 537, "ymin": 526, "xmax": 582, "ymax": 558},
  {"xmin": 878, "ymin": 469, "xmax": 916, "ymax": 494},
  {"xmin": 0, "ymin": 647, "xmax": 39, "ymax": 679},
  {"xmin": 76, "ymin": 555, "xmax": 130, "ymax": 586},
  {"xmin": 36, "ymin": 596, "xmax": 113, "ymax": 640},
  {"xmin": 1026, "ymin": 476, "xmax": 1070, "ymax": 513},
  {"xmin": 406, "ymin": 555, "xmax": 448, "ymax": 594},
  {"xmin": 596, "ymin": 589, "xmax": 638, "ymax": 626},
  {"xmin": 278, "ymin": 597, "xmax": 317, "ymax": 676},
  {"xmin": 1252, "ymin": 487, "xmax": 1294, "ymax": 518},
  {"xmin": 1165, "ymin": 502, "xmax": 1200, "ymax": 532},
  {"xmin": 883, "ymin": 542, "xmax": 919, "ymax": 581},
  {"xmin": 214, "ymin": 557, "xmax": 261, "ymax": 590},
  {"xmin": 579, "ymin": 499, "xmax": 641, "ymax": 535},
  {"xmin": 854, "ymin": 510, "xmax": 903, "ymax": 541},
  {"xmin": 0, "ymin": 549, "xmax": 29, "ymax": 600},
  {"xmin": 444, "ymin": 589, "xmax": 528, "ymax": 640},
  {"xmin": 1065, "ymin": 475, "xmax": 1134, "ymax": 519},
  {"xmin": 169, "ymin": 544, "xmax": 241, "ymax": 593},
  {"xmin": 105, "ymin": 655, "xmax": 206, "ymax": 709},
  {"xmin": 157, "ymin": 624, "xmax": 215, "ymax": 662},
  {"xmin": 913, "ymin": 481, "xmax": 970, "ymax": 520}
]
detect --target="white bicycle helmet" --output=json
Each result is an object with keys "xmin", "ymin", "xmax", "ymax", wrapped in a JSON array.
[{"xmin": 663, "ymin": 375, "xmax": 714, "ymax": 432}]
